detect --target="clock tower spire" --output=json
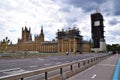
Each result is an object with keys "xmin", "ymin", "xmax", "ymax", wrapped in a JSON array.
[
  {"xmin": 96, "ymin": 5, "xmax": 99, "ymax": 13},
  {"xmin": 90, "ymin": 10, "xmax": 106, "ymax": 52}
]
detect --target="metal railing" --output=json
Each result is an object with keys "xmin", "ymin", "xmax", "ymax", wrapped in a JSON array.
[{"xmin": 0, "ymin": 53, "xmax": 110, "ymax": 80}]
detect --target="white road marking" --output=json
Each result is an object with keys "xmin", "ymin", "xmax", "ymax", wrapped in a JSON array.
[
  {"xmin": 29, "ymin": 65, "xmax": 37, "ymax": 68},
  {"xmin": 52, "ymin": 58, "xmax": 58, "ymax": 60},
  {"xmin": 0, "ymin": 68, "xmax": 20, "ymax": 72},
  {"xmin": 56, "ymin": 62, "xmax": 61, "ymax": 64},
  {"xmin": 98, "ymin": 64, "xmax": 116, "ymax": 67},
  {"xmin": 65, "ymin": 61, "xmax": 70, "ymax": 63},
  {"xmin": 77, "ymin": 64, "xmax": 96, "ymax": 76},
  {"xmin": 44, "ymin": 63, "xmax": 51, "ymax": 66},
  {"xmin": 91, "ymin": 74, "xmax": 96, "ymax": 79},
  {"xmin": 2, "ymin": 68, "xmax": 25, "ymax": 74},
  {"xmin": 61, "ymin": 58, "xmax": 66, "ymax": 59},
  {"xmin": 37, "ymin": 58, "xmax": 44, "ymax": 61}
]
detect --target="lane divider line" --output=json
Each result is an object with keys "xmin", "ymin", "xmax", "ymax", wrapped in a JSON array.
[
  {"xmin": 91, "ymin": 74, "xmax": 96, "ymax": 79},
  {"xmin": 0, "ymin": 68, "xmax": 20, "ymax": 72},
  {"xmin": 29, "ymin": 65, "xmax": 38, "ymax": 68}
]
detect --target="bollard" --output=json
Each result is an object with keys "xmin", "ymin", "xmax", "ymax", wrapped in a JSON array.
[
  {"xmin": 45, "ymin": 72, "xmax": 48, "ymax": 80},
  {"xmin": 96, "ymin": 57, "xmax": 97, "ymax": 60},
  {"xmin": 70, "ymin": 65, "xmax": 73, "ymax": 70},
  {"xmin": 91, "ymin": 59, "xmax": 93, "ymax": 62},
  {"xmin": 88, "ymin": 60, "xmax": 89, "ymax": 64},
  {"xmin": 94, "ymin": 58, "xmax": 95, "ymax": 61},
  {"xmin": 78, "ymin": 63, "xmax": 80, "ymax": 68},
  {"xmin": 60, "ymin": 68, "xmax": 63, "ymax": 74},
  {"xmin": 83, "ymin": 61, "xmax": 85, "ymax": 65}
]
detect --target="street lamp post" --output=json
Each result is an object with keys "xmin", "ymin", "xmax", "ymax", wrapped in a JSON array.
[{"xmin": 4, "ymin": 37, "xmax": 10, "ymax": 53}]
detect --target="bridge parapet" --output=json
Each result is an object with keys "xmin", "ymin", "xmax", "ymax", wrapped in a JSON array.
[{"xmin": 0, "ymin": 53, "xmax": 111, "ymax": 80}]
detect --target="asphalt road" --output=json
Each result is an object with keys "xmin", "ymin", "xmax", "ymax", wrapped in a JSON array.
[
  {"xmin": 67, "ymin": 54, "xmax": 119, "ymax": 80},
  {"xmin": 0, "ymin": 53, "xmax": 109, "ymax": 79}
]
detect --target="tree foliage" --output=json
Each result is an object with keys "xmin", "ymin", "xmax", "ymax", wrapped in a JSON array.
[{"xmin": 106, "ymin": 44, "xmax": 120, "ymax": 53}]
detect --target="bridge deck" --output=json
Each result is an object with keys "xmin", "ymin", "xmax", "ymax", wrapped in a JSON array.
[{"xmin": 67, "ymin": 54, "xmax": 119, "ymax": 80}]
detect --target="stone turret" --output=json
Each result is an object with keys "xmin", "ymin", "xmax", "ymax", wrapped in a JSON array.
[
  {"xmin": 35, "ymin": 25, "xmax": 44, "ymax": 43},
  {"xmin": 21, "ymin": 26, "xmax": 32, "ymax": 42},
  {"xmin": 40, "ymin": 25, "xmax": 44, "ymax": 42}
]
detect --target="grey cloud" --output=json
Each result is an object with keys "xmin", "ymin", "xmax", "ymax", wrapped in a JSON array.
[
  {"xmin": 109, "ymin": 19, "xmax": 120, "ymax": 25},
  {"xmin": 66, "ymin": 18, "xmax": 77, "ymax": 23},
  {"xmin": 105, "ymin": 37, "xmax": 116, "ymax": 44},
  {"xmin": 53, "ymin": 0, "xmax": 120, "ymax": 16},
  {"xmin": 108, "ymin": 29, "xmax": 120, "ymax": 37},
  {"xmin": 0, "ymin": 0, "xmax": 120, "ymax": 44},
  {"xmin": 113, "ymin": 0, "xmax": 120, "ymax": 15},
  {"xmin": 59, "ymin": 7, "xmax": 71, "ymax": 13},
  {"xmin": 9, "ymin": 30, "xmax": 17, "ymax": 32},
  {"xmin": 63, "ymin": 18, "xmax": 77, "ymax": 29},
  {"xmin": 29, "ymin": 0, "xmax": 42, "ymax": 7},
  {"xmin": 110, "ymin": 30, "xmax": 120, "ymax": 35},
  {"xmin": 54, "ymin": 0, "xmax": 107, "ymax": 12}
]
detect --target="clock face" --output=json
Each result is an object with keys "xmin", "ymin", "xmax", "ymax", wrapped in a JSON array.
[{"xmin": 94, "ymin": 21, "xmax": 100, "ymax": 26}]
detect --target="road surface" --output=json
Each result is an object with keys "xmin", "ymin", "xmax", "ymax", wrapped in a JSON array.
[
  {"xmin": 67, "ymin": 54, "xmax": 119, "ymax": 80},
  {"xmin": 0, "ymin": 53, "xmax": 110, "ymax": 79}
]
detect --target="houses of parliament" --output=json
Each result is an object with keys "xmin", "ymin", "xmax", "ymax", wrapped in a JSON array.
[
  {"xmin": 0, "ymin": 10, "xmax": 106, "ymax": 53},
  {"xmin": 0, "ymin": 26, "xmax": 90, "ymax": 53}
]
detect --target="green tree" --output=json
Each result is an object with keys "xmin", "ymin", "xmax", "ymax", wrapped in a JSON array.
[
  {"xmin": 106, "ymin": 44, "xmax": 112, "ymax": 51},
  {"xmin": 106, "ymin": 44, "xmax": 120, "ymax": 52}
]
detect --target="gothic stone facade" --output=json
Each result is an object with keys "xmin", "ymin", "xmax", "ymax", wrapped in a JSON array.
[{"xmin": 0, "ymin": 27, "xmax": 90, "ymax": 53}]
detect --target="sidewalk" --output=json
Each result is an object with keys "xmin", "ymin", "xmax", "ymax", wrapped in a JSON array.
[{"xmin": 67, "ymin": 54, "xmax": 119, "ymax": 80}]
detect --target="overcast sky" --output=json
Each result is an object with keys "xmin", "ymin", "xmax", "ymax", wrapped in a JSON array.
[{"xmin": 0, "ymin": 0, "xmax": 120, "ymax": 44}]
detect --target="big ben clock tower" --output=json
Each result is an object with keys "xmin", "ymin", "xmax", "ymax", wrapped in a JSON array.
[{"xmin": 91, "ymin": 10, "xmax": 106, "ymax": 52}]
